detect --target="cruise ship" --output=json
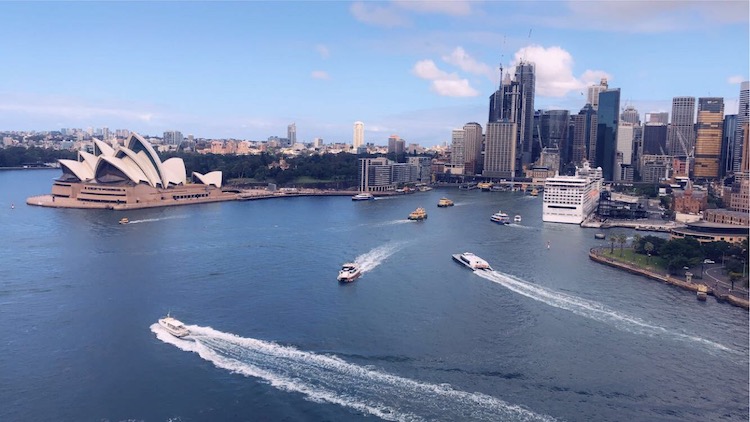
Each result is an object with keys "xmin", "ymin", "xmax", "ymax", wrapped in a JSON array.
[{"xmin": 542, "ymin": 162, "xmax": 603, "ymax": 224}]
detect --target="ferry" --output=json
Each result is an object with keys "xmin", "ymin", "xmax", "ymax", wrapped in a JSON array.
[
  {"xmin": 477, "ymin": 182, "xmax": 493, "ymax": 191},
  {"xmin": 158, "ymin": 313, "xmax": 190, "ymax": 338},
  {"xmin": 437, "ymin": 197, "xmax": 454, "ymax": 207},
  {"xmin": 542, "ymin": 161, "xmax": 603, "ymax": 224},
  {"xmin": 490, "ymin": 211, "xmax": 510, "ymax": 225},
  {"xmin": 408, "ymin": 207, "xmax": 428, "ymax": 220},
  {"xmin": 119, "ymin": 217, "xmax": 129, "ymax": 224},
  {"xmin": 514, "ymin": 215, "xmax": 522, "ymax": 223},
  {"xmin": 351, "ymin": 193, "xmax": 374, "ymax": 201},
  {"xmin": 529, "ymin": 187, "xmax": 539, "ymax": 196},
  {"xmin": 459, "ymin": 182, "xmax": 477, "ymax": 190},
  {"xmin": 452, "ymin": 252, "xmax": 493, "ymax": 271},
  {"xmin": 337, "ymin": 263, "xmax": 362, "ymax": 283}
]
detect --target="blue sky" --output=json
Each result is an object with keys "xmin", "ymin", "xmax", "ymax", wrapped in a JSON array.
[{"xmin": 0, "ymin": 1, "xmax": 747, "ymax": 146}]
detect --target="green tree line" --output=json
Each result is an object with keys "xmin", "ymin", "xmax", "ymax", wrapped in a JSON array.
[
  {"xmin": 0, "ymin": 147, "xmax": 77, "ymax": 167},
  {"xmin": 631, "ymin": 234, "xmax": 748, "ymax": 275}
]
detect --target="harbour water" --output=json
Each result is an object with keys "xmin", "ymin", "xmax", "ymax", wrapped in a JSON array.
[{"xmin": 1, "ymin": 169, "xmax": 748, "ymax": 421}]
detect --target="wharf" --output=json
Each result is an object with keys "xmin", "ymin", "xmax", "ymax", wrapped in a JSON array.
[
  {"xmin": 582, "ymin": 218, "xmax": 681, "ymax": 233},
  {"xmin": 589, "ymin": 248, "xmax": 749, "ymax": 310}
]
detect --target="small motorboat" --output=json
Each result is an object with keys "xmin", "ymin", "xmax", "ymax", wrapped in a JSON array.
[
  {"xmin": 158, "ymin": 313, "xmax": 190, "ymax": 338},
  {"xmin": 351, "ymin": 193, "xmax": 374, "ymax": 201},
  {"xmin": 490, "ymin": 211, "xmax": 510, "ymax": 225},
  {"xmin": 514, "ymin": 215, "xmax": 522, "ymax": 223},
  {"xmin": 594, "ymin": 233, "xmax": 606, "ymax": 239},
  {"xmin": 119, "ymin": 217, "xmax": 129, "ymax": 224},
  {"xmin": 408, "ymin": 207, "xmax": 428, "ymax": 220},
  {"xmin": 337, "ymin": 263, "xmax": 362, "ymax": 283}
]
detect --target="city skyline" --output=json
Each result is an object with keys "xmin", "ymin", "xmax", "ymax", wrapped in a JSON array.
[{"xmin": 0, "ymin": 1, "xmax": 747, "ymax": 145}]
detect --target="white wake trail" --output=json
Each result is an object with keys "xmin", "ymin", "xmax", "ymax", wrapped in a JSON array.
[
  {"xmin": 474, "ymin": 270, "xmax": 738, "ymax": 356},
  {"xmin": 151, "ymin": 324, "xmax": 557, "ymax": 422},
  {"xmin": 355, "ymin": 242, "xmax": 405, "ymax": 273}
]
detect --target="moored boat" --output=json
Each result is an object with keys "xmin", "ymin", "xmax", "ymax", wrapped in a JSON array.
[
  {"xmin": 337, "ymin": 263, "xmax": 361, "ymax": 283},
  {"xmin": 158, "ymin": 313, "xmax": 190, "ymax": 338},
  {"xmin": 452, "ymin": 252, "xmax": 493, "ymax": 271},
  {"xmin": 529, "ymin": 187, "xmax": 539, "ymax": 196},
  {"xmin": 490, "ymin": 211, "xmax": 510, "ymax": 225},
  {"xmin": 696, "ymin": 285, "xmax": 708, "ymax": 301},
  {"xmin": 408, "ymin": 207, "xmax": 428, "ymax": 220},
  {"xmin": 351, "ymin": 193, "xmax": 374, "ymax": 201},
  {"xmin": 477, "ymin": 182, "xmax": 493, "ymax": 191},
  {"xmin": 119, "ymin": 217, "xmax": 129, "ymax": 224},
  {"xmin": 594, "ymin": 233, "xmax": 606, "ymax": 239},
  {"xmin": 437, "ymin": 198, "xmax": 454, "ymax": 207}
]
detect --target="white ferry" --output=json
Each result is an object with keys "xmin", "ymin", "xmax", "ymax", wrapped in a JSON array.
[
  {"xmin": 351, "ymin": 193, "xmax": 374, "ymax": 201},
  {"xmin": 490, "ymin": 211, "xmax": 510, "ymax": 225},
  {"xmin": 452, "ymin": 252, "xmax": 493, "ymax": 271},
  {"xmin": 337, "ymin": 263, "xmax": 362, "ymax": 282},
  {"xmin": 542, "ymin": 161, "xmax": 602, "ymax": 224},
  {"xmin": 158, "ymin": 313, "xmax": 190, "ymax": 338}
]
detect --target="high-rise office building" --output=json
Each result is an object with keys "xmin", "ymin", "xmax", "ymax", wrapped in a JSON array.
[
  {"xmin": 450, "ymin": 129, "xmax": 465, "ymax": 166},
  {"xmin": 482, "ymin": 122, "xmax": 517, "ymax": 178},
  {"xmin": 353, "ymin": 121, "xmax": 364, "ymax": 150},
  {"xmin": 733, "ymin": 81, "xmax": 749, "ymax": 173},
  {"xmin": 463, "ymin": 122, "xmax": 483, "ymax": 175},
  {"xmin": 722, "ymin": 115, "xmax": 737, "ymax": 178},
  {"xmin": 388, "ymin": 135, "xmax": 405, "ymax": 155},
  {"xmin": 693, "ymin": 97, "xmax": 724, "ymax": 179},
  {"xmin": 615, "ymin": 122, "xmax": 634, "ymax": 182},
  {"xmin": 646, "ymin": 112, "xmax": 669, "ymax": 124},
  {"xmin": 643, "ymin": 123, "xmax": 668, "ymax": 155},
  {"xmin": 668, "ymin": 97, "xmax": 696, "ymax": 157},
  {"xmin": 595, "ymin": 89, "xmax": 621, "ymax": 181},
  {"xmin": 587, "ymin": 78, "xmax": 608, "ymax": 109},
  {"xmin": 621, "ymin": 105, "xmax": 640, "ymax": 125},
  {"xmin": 487, "ymin": 62, "xmax": 535, "ymax": 174},
  {"xmin": 540, "ymin": 110, "xmax": 570, "ymax": 149},
  {"xmin": 287, "ymin": 123, "xmax": 297, "ymax": 145},
  {"xmin": 571, "ymin": 104, "xmax": 597, "ymax": 165}
]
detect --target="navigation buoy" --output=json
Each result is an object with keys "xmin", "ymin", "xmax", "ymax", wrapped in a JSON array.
[
  {"xmin": 10, "ymin": 203, "xmax": 14, "ymax": 209},
  {"xmin": 546, "ymin": 241, "xmax": 550, "ymax": 249}
]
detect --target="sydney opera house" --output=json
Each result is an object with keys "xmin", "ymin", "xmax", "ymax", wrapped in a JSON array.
[{"xmin": 27, "ymin": 132, "xmax": 236, "ymax": 210}]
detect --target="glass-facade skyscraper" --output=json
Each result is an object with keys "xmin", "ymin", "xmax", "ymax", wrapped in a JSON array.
[
  {"xmin": 595, "ymin": 89, "xmax": 621, "ymax": 181},
  {"xmin": 693, "ymin": 97, "xmax": 724, "ymax": 179},
  {"xmin": 668, "ymin": 97, "xmax": 696, "ymax": 157}
]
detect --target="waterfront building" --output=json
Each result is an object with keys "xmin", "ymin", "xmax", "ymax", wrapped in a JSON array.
[
  {"xmin": 640, "ymin": 154, "xmax": 671, "ymax": 183},
  {"xmin": 407, "ymin": 156, "xmax": 432, "ymax": 183},
  {"xmin": 482, "ymin": 122, "xmax": 516, "ymax": 178},
  {"xmin": 703, "ymin": 209, "xmax": 750, "ymax": 226},
  {"xmin": 463, "ymin": 122, "xmax": 483, "ymax": 175},
  {"xmin": 353, "ymin": 121, "xmax": 364, "ymax": 150},
  {"xmin": 733, "ymin": 81, "xmax": 749, "ymax": 173},
  {"xmin": 594, "ymin": 88, "xmax": 621, "ymax": 181},
  {"xmin": 587, "ymin": 78, "xmax": 608, "ymax": 109},
  {"xmin": 668, "ymin": 96, "xmax": 696, "ymax": 157},
  {"xmin": 693, "ymin": 97, "xmax": 724, "ymax": 179},
  {"xmin": 34, "ymin": 133, "xmax": 226, "ymax": 209},
  {"xmin": 542, "ymin": 161, "xmax": 603, "ymax": 224},
  {"xmin": 450, "ymin": 129, "xmax": 465, "ymax": 167},
  {"xmin": 358, "ymin": 157, "xmax": 423, "ymax": 192},
  {"xmin": 670, "ymin": 221, "xmax": 749, "ymax": 244}
]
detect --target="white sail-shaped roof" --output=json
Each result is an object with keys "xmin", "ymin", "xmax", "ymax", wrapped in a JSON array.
[
  {"xmin": 125, "ymin": 133, "xmax": 166, "ymax": 188},
  {"xmin": 79, "ymin": 151, "xmax": 99, "ymax": 175},
  {"xmin": 193, "ymin": 171, "xmax": 222, "ymax": 188},
  {"xmin": 95, "ymin": 155, "xmax": 150, "ymax": 185},
  {"xmin": 115, "ymin": 148, "xmax": 161, "ymax": 188},
  {"xmin": 59, "ymin": 159, "xmax": 94, "ymax": 182},
  {"xmin": 162, "ymin": 158, "xmax": 187, "ymax": 186},
  {"xmin": 93, "ymin": 139, "xmax": 115, "ymax": 157}
]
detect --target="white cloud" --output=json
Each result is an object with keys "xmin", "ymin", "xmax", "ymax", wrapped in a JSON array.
[
  {"xmin": 350, "ymin": 2, "xmax": 410, "ymax": 28},
  {"xmin": 311, "ymin": 70, "xmax": 330, "ymax": 80},
  {"xmin": 510, "ymin": 45, "xmax": 610, "ymax": 97},
  {"xmin": 315, "ymin": 44, "xmax": 330, "ymax": 59},
  {"xmin": 412, "ymin": 59, "xmax": 478, "ymax": 97},
  {"xmin": 392, "ymin": 0, "xmax": 475, "ymax": 16},
  {"xmin": 441, "ymin": 47, "xmax": 494, "ymax": 80},
  {"xmin": 728, "ymin": 75, "xmax": 746, "ymax": 84}
]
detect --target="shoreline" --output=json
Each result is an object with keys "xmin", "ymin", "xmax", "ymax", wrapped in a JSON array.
[{"xmin": 589, "ymin": 248, "xmax": 749, "ymax": 310}]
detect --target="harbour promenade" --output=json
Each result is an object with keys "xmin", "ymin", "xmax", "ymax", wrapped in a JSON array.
[{"xmin": 589, "ymin": 247, "xmax": 749, "ymax": 310}]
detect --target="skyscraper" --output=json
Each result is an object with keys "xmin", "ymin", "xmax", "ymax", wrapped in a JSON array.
[
  {"xmin": 587, "ymin": 78, "xmax": 608, "ymax": 109},
  {"xmin": 463, "ymin": 122, "xmax": 483, "ymax": 175},
  {"xmin": 353, "ymin": 121, "xmax": 364, "ymax": 150},
  {"xmin": 482, "ymin": 122, "xmax": 517, "ymax": 178},
  {"xmin": 287, "ymin": 123, "xmax": 297, "ymax": 145},
  {"xmin": 668, "ymin": 97, "xmax": 696, "ymax": 157},
  {"xmin": 595, "ymin": 89, "xmax": 621, "ymax": 181},
  {"xmin": 450, "ymin": 129, "xmax": 465, "ymax": 166},
  {"xmin": 621, "ymin": 105, "xmax": 640, "ymax": 125},
  {"xmin": 643, "ymin": 123, "xmax": 668, "ymax": 155},
  {"xmin": 571, "ymin": 104, "xmax": 597, "ymax": 165},
  {"xmin": 733, "ymin": 81, "xmax": 749, "ymax": 173},
  {"xmin": 388, "ymin": 135, "xmax": 404, "ymax": 155},
  {"xmin": 722, "ymin": 115, "xmax": 737, "ymax": 178},
  {"xmin": 693, "ymin": 97, "xmax": 724, "ymax": 179},
  {"xmin": 646, "ymin": 112, "xmax": 669, "ymax": 124}
]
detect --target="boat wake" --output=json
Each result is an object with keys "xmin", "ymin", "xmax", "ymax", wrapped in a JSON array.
[
  {"xmin": 127, "ymin": 215, "xmax": 186, "ymax": 224},
  {"xmin": 473, "ymin": 270, "xmax": 739, "ymax": 357},
  {"xmin": 374, "ymin": 219, "xmax": 411, "ymax": 227},
  {"xmin": 151, "ymin": 324, "xmax": 557, "ymax": 422},
  {"xmin": 355, "ymin": 242, "xmax": 405, "ymax": 273}
]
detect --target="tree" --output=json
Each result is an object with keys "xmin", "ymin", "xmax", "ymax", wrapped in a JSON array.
[
  {"xmin": 632, "ymin": 234, "xmax": 642, "ymax": 252},
  {"xmin": 615, "ymin": 233, "xmax": 628, "ymax": 256},
  {"xmin": 644, "ymin": 242, "xmax": 654, "ymax": 264}
]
